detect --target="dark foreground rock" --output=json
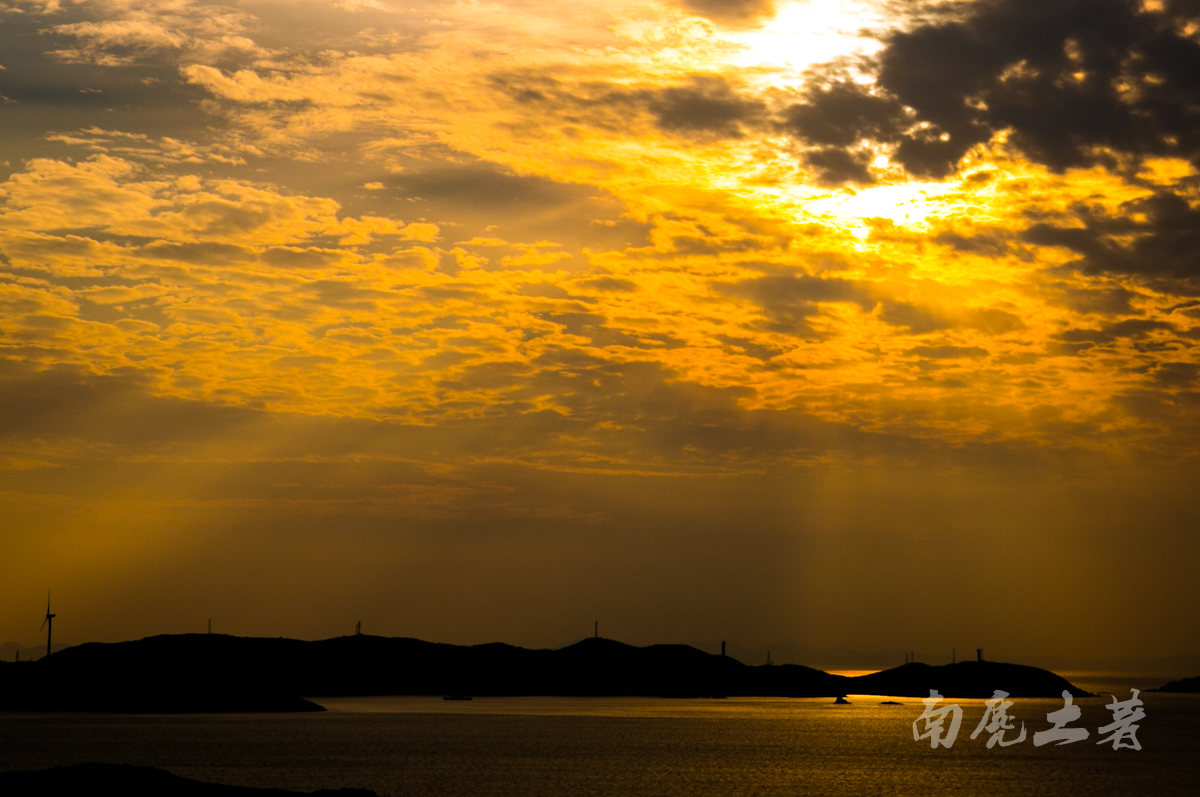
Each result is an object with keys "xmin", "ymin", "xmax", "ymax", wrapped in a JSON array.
[
  {"xmin": 1156, "ymin": 675, "xmax": 1200, "ymax": 693},
  {"xmin": 0, "ymin": 763, "xmax": 375, "ymax": 796}
]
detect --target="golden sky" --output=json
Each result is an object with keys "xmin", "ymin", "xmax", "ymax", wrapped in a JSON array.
[{"xmin": 2, "ymin": 0, "xmax": 1199, "ymax": 661}]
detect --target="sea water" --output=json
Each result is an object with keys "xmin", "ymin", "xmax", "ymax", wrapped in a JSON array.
[{"xmin": 1, "ymin": 678, "xmax": 1195, "ymax": 797}]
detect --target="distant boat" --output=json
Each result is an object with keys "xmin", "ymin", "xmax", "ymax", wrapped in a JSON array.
[
  {"xmin": 834, "ymin": 696, "xmax": 851, "ymax": 704},
  {"xmin": 443, "ymin": 695, "xmax": 472, "ymax": 701}
]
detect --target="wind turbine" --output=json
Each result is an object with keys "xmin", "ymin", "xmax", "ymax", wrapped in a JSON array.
[{"xmin": 40, "ymin": 593, "xmax": 56, "ymax": 660}]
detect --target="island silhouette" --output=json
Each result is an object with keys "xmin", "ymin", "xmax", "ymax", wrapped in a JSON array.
[
  {"xmin": 0, "ymin": 634, "xmax": 1091, "ymax": 712},
  {"xmin": 1155, "ymin": 675, "xmax": 1200, "ymax": 693}
]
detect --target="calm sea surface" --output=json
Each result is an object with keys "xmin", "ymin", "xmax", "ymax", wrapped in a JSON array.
[{"xmin": 1, "ymin": 674, "xmax": 1195, "ymax": 796}]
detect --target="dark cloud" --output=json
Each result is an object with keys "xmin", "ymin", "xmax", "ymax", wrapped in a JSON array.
[
  {"xmin": 141, "ymin": 242, "xmax": 255, "ymax": 265},
  {"xmin": 1053, "ymin": 317, "xmax": 1177, "ymax": 351},
  {"xmin": 934, "ymin": 229, "xmax": 1015, "ymax": 258},
  {"xmin": 492, "ymin": 73, "xmax": 765, "ymax": 141},
  {"xmin": 272, "ymin": 354, "xmax": 339, "ymax": 368},
  {"xmin": 397, "ymin": 164, "xmax": 586, "ymax": 211},
  {"xmin": 437, "ymin": 361, "xmax": 535, "ymax": 392},
  {"xmin": 516, "ymin": 283, "xmax": 574, "ymax": 299},
  {"xmin": 678, "ymin": 0, "xmax": 776, "ymax": 23},
  {"xmin": 1104, "ymin": 318, "xmax": 1178, "ymax": 338},
  {"xmin": 1151, "ymin": 361, "xmax": 1200, "ymax": 388},
  {"xmin": 417, "ymin": 285, "xmax": 483, "ymax": 302},
  {"xmin": 784, "ymin": 83, "xmax": 904, "ymax": 148},
  {"xmin": 878, "ymin": 302, "xmax": 952, "ymax": 334},
  {"xmin": 303, "ymin": 280, "xmax": 388, "ymax": 309},
  {"xmin": 1167, "ymin": 299, "xmax": 1200, "ymax": 314},
  {"xmin": 646, "ymin": 76, "xmax": 767, "ymax": 138},
  {"xmin": 578, "ymin": 277, "xmax": 637, "ymax": 292},
  {"xmin": 669, "ymin": 234, "xmax": 767, "ymax": 255},
  {"xmin": 784, "ymin": 0, "xmax": 1200, "ymax": 183},
  {"xmin": 261, "ymin": 247, "xmax": 345, "ymax": 269},
  {"xmin": 75, "ymin": 296, "xmax": 169, "ymax": 328},
  {"xmin": 1024, "ymin": 192, "xmax": 1200, "ymax": 289},
  {"xmin": 1055, "ymin": 285, "xmax": 1138, "ymax": 315},
  {"xmin": 0, "ymin": 9, "xmax": 210, "ymax": 132},
  {"xmin": 393, "ymin": 161, "xmax": 652, "ymax": 252},
  {"xmin": 878, "ymin": 301, "xmax": 1025, "ymax": 336},
  {"xmin": 884, "ymin": 0, "xmax": 1200, "ymax": 176},
  {"xmin": 780, "ymin": 82, "xmax": 907, "ymax": 184},
  {"xmin": 1, "ymin": 269, "xmax": 142, "ymax": 291},
  {"xmin": 0, "ymin": 359, "xmax": 254, "ymax": 445},
  {"xmin": 965, "ymin": 307, "xmax": 1025, "ymax": 335},
  {"xmin": 713, "ymin": 335, "xmax": 785, "ymax": 362},
  {"xmin": 907, "ymin": 345, "xmax": 989, "ymax": 359},
  {"xmin": 537, "ymin": 312, "xmax": 640, "ymax": 348},
  {"xmin": 801, "ymin": 147, "xmax": 876, "ymax": 185},
  {"xmin": 719, "ymin": 274, "xmax": 876, "ymax": 335}
]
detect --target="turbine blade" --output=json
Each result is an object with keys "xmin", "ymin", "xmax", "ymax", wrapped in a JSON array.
[{"xmin": 40, "ymin": 617, "xmax": 47, "ymax": 631}]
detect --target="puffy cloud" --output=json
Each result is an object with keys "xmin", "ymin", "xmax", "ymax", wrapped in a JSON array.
[
  {"xmin": 0, "ymin": 156, "xmax": 160, "ymax": 231},
  {"xmin": 782, "ymin": 0, "xmax": 1200, "ymax": 186},
  {"xmin": 39, "ymin": 0, "xmax": 263, "ymax": 66}
]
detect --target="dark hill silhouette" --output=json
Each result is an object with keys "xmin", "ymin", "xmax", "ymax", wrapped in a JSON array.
[
  {"xmin": 0, "ymin": 763, "xmax": 376, "ymax": 796},
  {"xmin": 849, "ymin": 661, "xmax": 1091, "ymax": 699},
  {"xmin": 0, "ymin": 634, "xmax": 1089, "ymax": 711},
  {"xmin": 1156, "ymin": 675, "xmax": 1200, "ymax": 693}
]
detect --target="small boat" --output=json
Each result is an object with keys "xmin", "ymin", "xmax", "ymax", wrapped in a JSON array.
[
  {"xmin": 833, "ymin": 696, "xmax": 851, "ymax": 704},
  {"xmin": 443, "ymin": 695, "xmax": 472, "ymax": 701}
]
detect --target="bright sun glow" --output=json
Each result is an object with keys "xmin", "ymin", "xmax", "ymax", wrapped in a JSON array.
[
  {"xmin": 725, "ymin": 0, "xmax": 891, "ymax": 86},
  {"xmin": 799, "ymin": 181, "xmax": 955, "ymax": 226}
]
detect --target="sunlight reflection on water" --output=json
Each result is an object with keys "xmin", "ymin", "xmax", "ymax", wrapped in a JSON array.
[{"xmin": 1, "ymin": 692, "xmax": 1196, "ymax": 797}]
